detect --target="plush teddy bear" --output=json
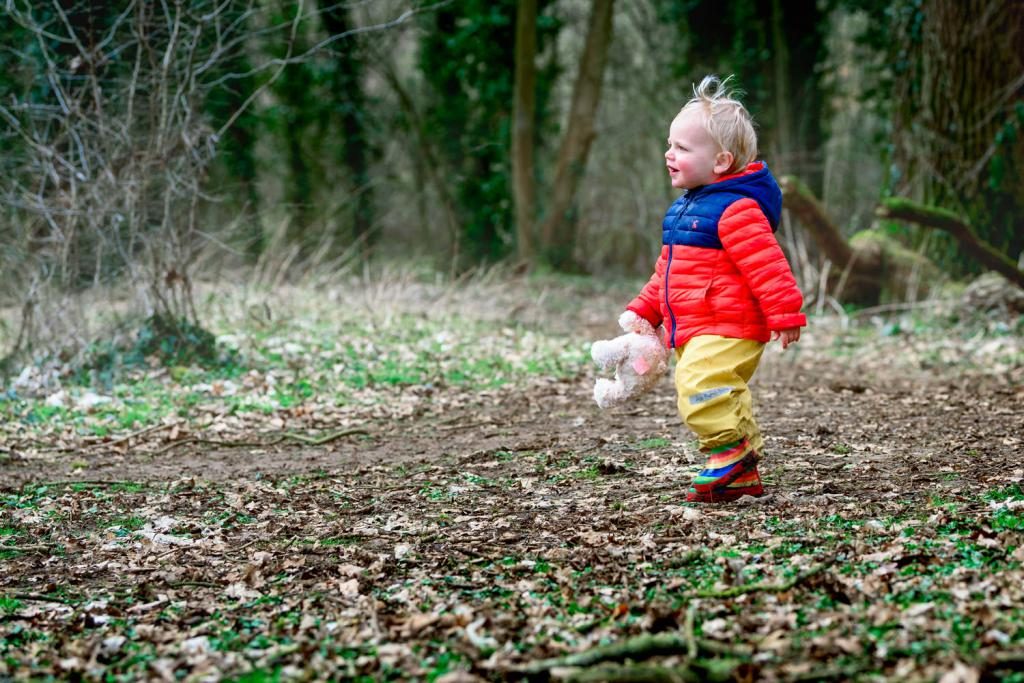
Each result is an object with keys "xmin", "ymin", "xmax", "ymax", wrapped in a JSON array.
[{"xmin": 591, "ymin": 311, "xmax": 669, "ymax": 409}]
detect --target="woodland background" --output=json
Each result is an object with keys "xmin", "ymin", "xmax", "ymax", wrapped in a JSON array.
[
  {"xmin": 0, "ymin": 0, "xmax": 1022, "ymax": 369},
  {"xmin": 2, "ymin": 3, "xmax": 1024, "ymax": 681}
]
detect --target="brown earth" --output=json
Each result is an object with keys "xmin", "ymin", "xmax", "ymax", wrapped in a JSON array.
[{"xmin": 6, "ymin": 348, "xmax": 1021, "ymax": 502}]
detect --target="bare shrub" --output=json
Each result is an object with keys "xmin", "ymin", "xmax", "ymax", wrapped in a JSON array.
[
  {"xmin": 0, "ymin": 0, "xmax": 440, "ymax": 380},
  {"xmin": 0, "ymin": 1, "xmax": 301, "ymax": 365}
]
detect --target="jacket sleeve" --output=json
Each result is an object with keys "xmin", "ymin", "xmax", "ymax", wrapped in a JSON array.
[
  {"xmin": 719, "ymin": 199, "xmax": 807, "ymax": 330},
  {"xmin": 626, "ymin": 251, "xmax": 666, "ymax": 328}
]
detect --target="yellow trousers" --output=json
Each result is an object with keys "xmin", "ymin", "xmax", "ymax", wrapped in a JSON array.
[{"xmin": 674, "ymin": 335, "xmax": 765, "ymax": 454}]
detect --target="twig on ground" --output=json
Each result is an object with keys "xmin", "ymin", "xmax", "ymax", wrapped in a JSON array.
[
  {"xmin": 684, "ymin": 603, "xmax": 698, "ymax": 659},
  {"xmin": 279, "ymin": 428, "xmax": 371, "ymax": 445},
  {"xmin": 0, "ymin": 544, "xmax": 52, "ymax": 553},
  {"xmin": 151, "ymin": 427, "xmax": 370, "ymax": 454},
  {"xmin": 6, "ymin": 593, "xmax": 74, "ymax": 605},
  {"xmin": 96, "ymin": 423, "xmax": 174, "ymax": 449},
  {"xmin": 153, "ymin": 545, "xmax": 190, "ymax": 561},
  {"xmin": 436, "ymin": 420, "xmax": 495, "ymax": 432},
  {"xmin": 29, "ymin": 480, "xmax": 144, "ymax": 489},
  {"xmin": 169, "ymin": 581, "xmax": 220, "ymax": 589}
]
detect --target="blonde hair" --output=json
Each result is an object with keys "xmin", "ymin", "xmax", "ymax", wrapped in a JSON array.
[{"xmin": 680, "ymin": 75, "xmax": 757, "ymax": 174}]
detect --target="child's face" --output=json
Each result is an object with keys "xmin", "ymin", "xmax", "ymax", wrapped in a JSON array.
[{"xmin": 665, "ymin": 109, "xmax": 732, "ymax": 190}]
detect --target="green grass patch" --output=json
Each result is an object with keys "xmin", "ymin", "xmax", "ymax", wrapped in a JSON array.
[
  {"xmin": 0, "ymin": 596, "xmax": 22, "ymax": 615},
  {"xmin": 633, "ymin": 437, "xmax": 672, "ymax": 450}
]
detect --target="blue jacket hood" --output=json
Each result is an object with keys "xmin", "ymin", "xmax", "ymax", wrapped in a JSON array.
[{"xmin": 692, "ymin": 162, "xmax": 783, "ymax": 231}]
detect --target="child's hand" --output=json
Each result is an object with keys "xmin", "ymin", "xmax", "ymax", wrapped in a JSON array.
[{"xmin": 771, "ymin": 327, "xmax": 801, "ymax": 349}]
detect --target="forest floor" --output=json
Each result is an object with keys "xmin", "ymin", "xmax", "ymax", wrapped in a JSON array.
[{"xmin": 1, "ymin": 270, "xmax": 1023, "ymax": 682}]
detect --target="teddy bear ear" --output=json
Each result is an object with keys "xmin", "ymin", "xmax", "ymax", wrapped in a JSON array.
[{"xmin": 631, "ymin": 355, "xmax": 650, "ymax": 375}]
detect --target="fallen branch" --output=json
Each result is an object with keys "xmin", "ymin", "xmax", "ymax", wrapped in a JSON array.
[
  {"xmin": 692, "ymin": 562, "xmax": 827, "ymax": 599},
  {"xmin": 520, "ymin": 564, "xmax": 826, "ymax": 678},
  {"xmin": 780, "ymin": 175, "xmax": 854, "ymax": 267},
  {"xmin": 877, "ymin": 197, "xmax": 1024, "ymax": 289},
  {"xmin": 519, "ymin": 632, "xmax": 752, "ymax": 675},
  {"xmin": 565, "ymin": 659, "xmax": 742, "ymax": 683}
]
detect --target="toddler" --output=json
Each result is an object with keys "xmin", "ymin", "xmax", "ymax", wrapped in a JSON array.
[{"xmin": 621, "ymin": 75, "xmax": 806, "ymax": 503}]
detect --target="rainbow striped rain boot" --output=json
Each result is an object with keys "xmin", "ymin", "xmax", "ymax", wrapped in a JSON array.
[{"xmin": 686, "ymin": 439, "xmax": 764, "ymax": 503}]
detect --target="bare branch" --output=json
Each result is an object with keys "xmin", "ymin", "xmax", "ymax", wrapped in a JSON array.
[
  {"xmin": 204, "ymin": 0, "xmax": 453, "ymax": 88},
  {"xmin": 214, "ymin": 0, "xmax": 305, "ymax": 140}
]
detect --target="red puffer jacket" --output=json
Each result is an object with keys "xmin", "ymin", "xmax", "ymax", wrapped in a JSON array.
[{"xmin": 627, "ymin": 163, "xmax": 806, "ymax": 348}]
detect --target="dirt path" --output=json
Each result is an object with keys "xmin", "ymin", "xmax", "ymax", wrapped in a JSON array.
[{"xmin": 9, "ymin": 350, "xmax": 1021, "ymax": 501}]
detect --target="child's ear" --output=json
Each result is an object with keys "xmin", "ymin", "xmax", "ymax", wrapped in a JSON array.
[{"xmin": 713, "ymin": 150, "xmax": 734, "ymax": 175}]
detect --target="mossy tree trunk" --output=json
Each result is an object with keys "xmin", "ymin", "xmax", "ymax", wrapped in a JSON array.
[
  {"xmin": 889, "ymin": 0, "xmax": 1024, "ymax": 274},
  {"xmin": 783, "ymin": 174, "xmax": 1024, "ymax": 304},
  {"xmin": 877, "ymin": 199, "xmax": 1024, "ymax": 290},
  {"xmin": 779, "ymin": 175, "xmax": 882, "ymax": 304}
]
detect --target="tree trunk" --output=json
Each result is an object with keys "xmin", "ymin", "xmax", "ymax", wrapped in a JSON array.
[
  {"xmin": 319, "ymin": 1, "xmax": 375, "ymax": 259},
  {"xmin": 538, "ymin": 0, "xmax": 615, "ymax": 270},
  {"xmin": 376, "ymin": 55, "xmax": 461, "ymax": 263},
  {"xmin": 770, "ymin": 0, "xmax": 793, "ymax": 169},
  {"xmin": 511, "ymin": 0, "xmax": 537, "ymax": 264}
]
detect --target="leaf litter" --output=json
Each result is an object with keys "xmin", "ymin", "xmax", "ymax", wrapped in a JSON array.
[{"xmin": 1, "ymin": 271, "xmax": 1023, "ymax": 681}]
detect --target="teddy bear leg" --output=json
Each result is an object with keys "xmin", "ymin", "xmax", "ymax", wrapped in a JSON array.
[{"xmin": 593, "ymin": 378, "xmax": 627, "ymax": 409}]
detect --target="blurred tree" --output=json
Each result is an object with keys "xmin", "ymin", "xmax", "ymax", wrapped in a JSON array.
[
  {"xmin": 204, "ymin": 6, "xmax": 265, "ymax": 259},
  {"xmin": 318, "ymin": 0, "xmax": 377, "ymax": 259},
  {"xmin": 419, "ymin": 2, "xmax": 517, "ymax": 265},
  {"xmin": 538, "ymin": 0, "xmax": 617, "ymax": 271},
  {"xmin": 260, "ymin": 1, "xmax": 323, "ymax": 253},
  {"xmin": 418, "ymin": 0, "xmax": 560, "ymax": 268},
  {"xmin": 512, "ymin": 0, "xmax": 538, "ymax": 263}
]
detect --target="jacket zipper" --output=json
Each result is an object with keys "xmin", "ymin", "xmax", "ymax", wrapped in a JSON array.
[
  {"xmin": 664, "ymin": 245, "xmax": 676, "ymax": 347},
  {"xmin": 664, "ymin": 195, "xmax": 691, "ymax": 348}
]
